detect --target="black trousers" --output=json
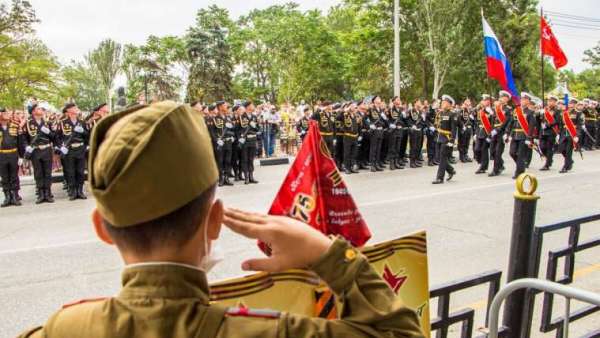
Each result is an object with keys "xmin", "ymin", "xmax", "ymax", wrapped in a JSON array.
[
  {"xmin": 358, "ymin": 134, "xmax": 370, "ymax": 164},
  {"xmin": 491, "ymin": 136, "xmax": 506, "ymax": 173},
  {"xmin": 323, "ymin": 136, "xmax": 335, "ymax": 158},
  {"xmin": 215, "ymin": 143, "xmax": 233, "ymax": 177},
  {"xmin": 399, "ymin": 129, "xmax": 408, "ymax": 160},
  {"xmin": 583, "ymin": 123, "xmax": 596, "ymax": 149},
  {"xmin": 474, "ymin": 138, "xmax": 489, "ymax": 170},
  {"xmin": 436, "ymin": 143, "xmax": 455, "ymax": 180},
  {"xmin": 559, "ymin": 140, "xmax": 574, "ymax": 170},
  {"xmin": 509, "ymin": 139, "xmax": 528, "ymax": 177},
  {"xmin": 343, "ymin": 136, "xmax": 358, "ymax": 170},
  {"xmin": 241, "ymin": 142, "xmax": 257, "ymax": 175},
  {"xmin": 0, "ymin": 152, "xmax": 18, "ymax": 191},
  {"xmin": 369, "ymin": 131, "xmax": 383, "ymax": 165},
  {"xmin": 335, "ymin": 135, "xmax": 344, "ymax": 167},
  {"xmin": 31, "ymin": 148, "xmax": 53, "ymax": 190},
  {"xmin": 387, "ymin": 131, "xmax": 402, "ymax": 161},
  {"xmin": 426, "ymin": 131, "xmax": 437, "ymax": 161},
  {"xmin": 540, "ymin": 135, "xmax": 555, "ymax": 168},
  {"xmin": 458, "ymin": 128, "xmax": 472, "ymax": 160},
  {"xmin": 63, "ymin": 148, "xmax": 86, "ymax": 187},
  {"xmin": 409, "ymin": 130, "xmax": 422, "ymax": 161},
  {"xmin": 232, "ymin": 143, "xmax": 241, "ymax": 174}
]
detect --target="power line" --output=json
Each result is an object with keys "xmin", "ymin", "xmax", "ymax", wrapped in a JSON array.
[
  {"xmin": 551, "ymin": 19, "xmax": 600, "ymax": 30},
  {"xmin": 552, "ymin": 23, "xmax": 600, "ymax": 32},
  {"xmin": 545, "ymin": 10, "xmax": 600, "ymax": 24}
]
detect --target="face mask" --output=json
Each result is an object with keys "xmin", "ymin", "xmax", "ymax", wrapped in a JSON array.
[{"xmin": 199, "ymin": 216, "xmax": 224, "ymax": 273}]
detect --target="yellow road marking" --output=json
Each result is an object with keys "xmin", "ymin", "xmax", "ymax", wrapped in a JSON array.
[{"xmin": 450, "ymin": 263, "xmax": 600, "ymax": 313}]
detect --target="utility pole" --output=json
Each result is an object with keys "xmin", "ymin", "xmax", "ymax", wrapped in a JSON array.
[{"xmin": 394, "ymin": 0, "xmax": 400, "ymax": 98}]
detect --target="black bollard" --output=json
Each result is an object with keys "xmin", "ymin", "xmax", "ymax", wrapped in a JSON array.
[{"xmin": 502, "ymin": 173, "xmax": 539, "ymax": 338}]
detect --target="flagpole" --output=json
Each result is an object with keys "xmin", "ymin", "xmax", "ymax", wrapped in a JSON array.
[{"xmin": 541, "ymin": 7, "xmax": 545, "ymax": 109}]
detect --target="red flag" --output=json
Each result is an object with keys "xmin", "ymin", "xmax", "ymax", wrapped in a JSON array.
[
  {"xmin": 263, "ymin": 121, "xmax": 371, "ymax": 252},
  {"xmin": 541, "ymin": 17, "xmax": 568, "ymax": 69}
]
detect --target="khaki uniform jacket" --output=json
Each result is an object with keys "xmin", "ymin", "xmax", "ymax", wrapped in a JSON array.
[{"xmin": 19, "ymin": 239, "xmax": 424, "ymax": 338}]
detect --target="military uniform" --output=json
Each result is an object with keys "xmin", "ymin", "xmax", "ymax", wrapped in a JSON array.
[
  {"xmin": 231, "ymin": 113, "xmax": 243, "ymax": 181},
  {"xmin": 367, "ymin": 107, "xmax": 386, "ymax": 171},
  {"xmin": 457, "ymin": 108, "xmax": 474, "ymax": 163},
  {"xmin": 489, "ymin": 104, "xmax": 511, "ymax": 176},
  {"xmin": 433, "ymin": 97, "xmax": 457, "ymax": 184},
  {"xmin": 210, "ymin": 114, "xmax": 236, "ymax": 186},
  {"xmin": 24, "ymin": 117, "xmax": 56, "ymax": 203},
  {"xmin": 538, "ymin": 105, "xmax": 560, "ymax": 170},
  {"xmin": 58, "ymin": 117, "xmax": 89, "ymax": 199},
  {"xmin": 311, "ymin": 109, "xmax": 335, "ymax": 155},
  {"xmin": 581, "ymin": 104, "xmax": 597, "ymax": 150},
  {"xmin": 474, "ymin": 106, "xmax": 492, "ymax": 174},
  {"xmin": 237, "ymin": 110, "xmax": 259, "ymax": 184},
  {"xmin": 18, "ymin": 101, "xmax": 424, "ymax": 338},
  {"xmin": 340, "ymin": 109, "xmax": 361, "ymax": 174},
  {"xmin": 407, "ymin": 108, "xmax": 424, "ymax": 168},
  {"xmin": 0, "ymin": 118, "xmax": 24, "ymax": 207},
  {"xmin": 386, "ymin": 106, "xmax": 405, "ymax": 170},
  {"xmin": 507, "ymin": 102, "xmax": 537, "ymax": 179},
  {"xmin": 559, "ymin": 106, "xmax": 584, "ymax": 173},
  {"xmin": 424, "ymin": 107, "xmax": 438, "ymax": 166},
  {"xmin": 334, "ymin": 107, "xmax": 345, "ymax": 169}
]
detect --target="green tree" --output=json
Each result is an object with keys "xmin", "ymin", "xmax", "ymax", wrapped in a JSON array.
[
  {"xmin": 186, "ymin": 5, "xmax": 235, "ymax": 103},
  {"xmin": 51, "ymin": 61, "xmax": 104, "ymax": 111},
  {"xmin": 583, "ymin": 42, "xmax": 600, "ymax": 68},
  {"xmin": 86, "ymin": 39, "xmax": 122, "ymax": 109}
]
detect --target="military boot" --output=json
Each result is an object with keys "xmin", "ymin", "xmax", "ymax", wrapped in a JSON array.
[
  {"xmin": 249, "ymin": 173, "xmax": 259, "ymax": 184},
  {"xmin": 77, "ymin": 185, "xmax": 87, "ymax": 200},
  {"xmin": 11, "ymin": 190, "xmax": 22, "ymax": 206},
  {"xmin": 1, "ymin": 190, "xmax": 10, "ymax": 207},
  {"xmin": 68, "ymin": 185, "xmax": 77, "ymax": 201},
  {"xmin": 46, "ymin": 188, "xmax": 55, "ymax": 203},
  {"xmin": 35, "ymin": 189, "xmax": 44, "ymax": 204}
]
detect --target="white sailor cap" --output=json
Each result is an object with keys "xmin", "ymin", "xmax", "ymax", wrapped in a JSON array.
[
  {"xmin": 583, "ymin": 98, "xmax": 591, "ymax": 104},
  {"xmin": 570, "ymin": 98, "xmax": 579, "ymax": 104},
  {"xmin": 548, "ymin": 95, "xmax": 558, "ymax": 101},
  {"xmin": 441, "ymin": 95, "xmax": 455, "ymax": 105},
  {"xmin": 521, "ymin": 92, "xmax": 533, "ymax": 101},
  {"xmin": 499, "ymin": 90, "xmax": 512, "ymax": 99},
  {"xmin": 482, "ymin": 94, "xmax": 491, "ymax": 100}
]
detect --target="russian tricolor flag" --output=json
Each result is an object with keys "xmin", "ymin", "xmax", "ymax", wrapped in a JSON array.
[{"xmin": 482, "ymin": 15, "xmax": 520, "ymax": 104}]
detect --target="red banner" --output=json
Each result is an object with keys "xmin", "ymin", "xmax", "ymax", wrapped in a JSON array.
[
  {"xmin": 263, "ymin": 121, "xmax": 371, "ymax": 253},
  {"xmin": 541, "ymin": 17, "xmax": 568, "ymax": 69},
  {"xmin": 479, "ymin": 110, "xmax": 492, "ymax": 135},
  {"xmin": 562, "ymin": 110, "xmax": 578, "ymax": 141},
  {"xmin": 495, "ymin": 105, "xmax": 506, "ymax": 124},
  {"xmin": 544, "ymin": 109, "xmax": 560, "ymax": 134},
  {"xmin": 515, "ymin": 106, "xmax": 530, "ymax": 136}
]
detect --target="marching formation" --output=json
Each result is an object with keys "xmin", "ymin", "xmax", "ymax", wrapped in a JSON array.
[
  {"xmin": 305, "ymin": 91, "xmax": 598, "ymax": 184},
  {"xmin": 1, "ymin": 91, "xmax": 598, "ymax": 207},
  {"xmin": 0, "ymin": 102, "xmax": 108, "ymax": 207}
]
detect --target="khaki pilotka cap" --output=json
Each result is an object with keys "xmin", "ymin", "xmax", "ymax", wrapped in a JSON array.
[{"xmin": 88, "ymin": 101, "xmax": 218, "ymax": 227}]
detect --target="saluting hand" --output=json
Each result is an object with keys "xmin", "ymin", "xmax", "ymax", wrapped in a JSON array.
[{"xmin": 223, "ymin": 208, "xmax": 333, "ymax": 273}]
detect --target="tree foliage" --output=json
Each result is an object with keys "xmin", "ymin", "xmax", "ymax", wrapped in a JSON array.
[{"xmin": 86, "ymin": 39, "xmax": 122, "ymax": 107}]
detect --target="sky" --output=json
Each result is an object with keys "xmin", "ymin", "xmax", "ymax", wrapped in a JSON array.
[{"xmin": 27, "ymin": 0, "xmax": 600, "ymax": 77}]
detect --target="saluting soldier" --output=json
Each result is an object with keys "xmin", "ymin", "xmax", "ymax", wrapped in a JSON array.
[
  {"xmin": 593, "ymin": 100, "xmax": 600, "ymax": 149},
  {"xmin": 0, "ymin": 108, "xmax": 24, "ymax": 207},
  {"xmin": 238, "ymin": 101, "xmax": 259, "ymax": 185},
  {"xmin": 17, "ymin": 101, "xmax": 424, "ymax": 338},
  {"xmin": 340, "ymin": 102, "xmax": 361, "ymax": 174},
  {"xmin": 210, "ymin": 101, "xmax": 235, "ymax": 187},
  {"xmin": 367, "ymin": 96, "xmax": 387, "ymax": 172},
  {"xmin": 559, "ymin": 98, "xmax": 585, "ymax": 173},
  {"xmin": 475, "ymin": 95, "xmax": 493, "ymax": 174},
  {"xmin": 457, "ymin": 99, "xmax": 474, "ymax": 163},
  {"xmin": 24, "ymin": 104, "xmax": 56, "ymax": 204},
  {"xmin": 311, "ymin": 101, "xmax": 335, "ymax": 155},
  {"xmin": 539, "ymin": 95, "xmax": 561, "ymax": 171},
  {"xmin": 59, "ymin": 103, "xmax": 89, "ymax": 200},
  {"xmin": 507, "ymin": 93, "xmax": 537, "ymax": 179},
  {"xmin": 432, "ymin": 95, "xmax": 457, "ymax": 184},
  {"xmin": 333, "ymin": 103, "xmax": 345, "ymax": 169}
]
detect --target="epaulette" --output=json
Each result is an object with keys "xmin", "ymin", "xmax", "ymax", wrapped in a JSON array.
[
  {"xmin": 225, "ymin": 306, "xmax": 281, "ymax": 319},
  {"xmin": 62, "ymin": 297, "xmax": 108, "ymax": 309}
]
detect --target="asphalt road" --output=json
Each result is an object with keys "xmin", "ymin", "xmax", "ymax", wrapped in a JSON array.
[{"xmin": 1, "ymin": 151, "xmax": 599, "ymax": 337}]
